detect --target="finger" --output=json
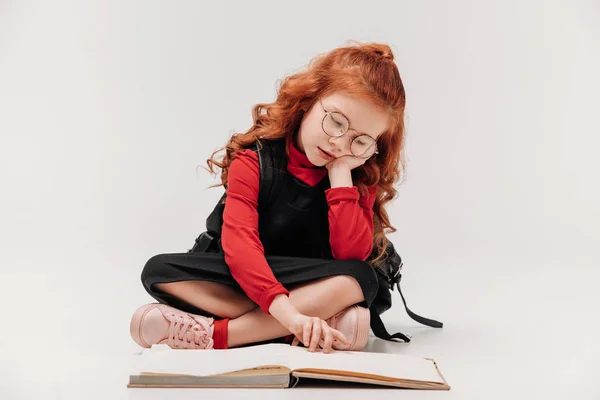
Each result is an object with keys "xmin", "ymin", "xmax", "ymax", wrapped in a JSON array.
[
  {"xmin": 291, "ymin": 337, "xmax": 300, "ymax": 347},
  {"xmin": 303, "ymin": 323, "xmax": 311, "ymax": 348},
  {"xmin": 332, "ymin": 328, "xmax": 351, "ymax": 346},
  {"xmin": 318, "ymin": 338, "xmax": 333, "ymax": 353},
  {"xmin": 316, "ymin": 322, "xmax": 330, "ymax": 352},
  {"xmin": 318, "ymin": 338, "xmax": 326, "ymax": 352},
  {"xmin": 321, "ymin": 321, "xmax": 334, "ymax": 353},
  {"xmin": 309, "ymin": 319, "xmax": 322, "ymax": 352}
]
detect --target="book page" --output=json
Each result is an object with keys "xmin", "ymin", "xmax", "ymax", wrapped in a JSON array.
[
  {"xmin": 136, "ymin": 343, "xmax": 445, "ymax": 384},
  {"xmin": 136, "ymin": 343, "xmax": 291, "ymax": 377},
  {"xmin": 287, "ymin": 346, "xmax": 444, "ymax": 383}
]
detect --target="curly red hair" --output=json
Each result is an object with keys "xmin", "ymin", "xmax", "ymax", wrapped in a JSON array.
[{"xmin": 203, "ymin": 41, "xmax": 407, "ymax": 266}]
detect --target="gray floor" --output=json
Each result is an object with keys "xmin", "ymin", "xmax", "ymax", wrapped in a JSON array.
[{"xmin": 4, "ymin": 256, "xmax": 598, "ymax": 400}]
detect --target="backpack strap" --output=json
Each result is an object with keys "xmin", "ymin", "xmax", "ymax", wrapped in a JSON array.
[
  {"xmin": 255, "ymin": 140, "xmax": 272, "ymax": 208},
  {"xmin": 370, "ymin": 308, "xmax": 412, "ymax": 342},
  {"xmin": 395, "ymin": 280, "xmax": 443, "ymax": 328},
  {"xmin": 255, "ymin": 139, "xmax": 287, "ymax": 211},
  {"xmin": 370, "ymin": 275, "xmax": 443, "ymax": 342}
]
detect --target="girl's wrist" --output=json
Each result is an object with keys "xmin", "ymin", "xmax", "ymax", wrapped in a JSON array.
[
  {"xmin": 327, "ymin": 163, "xmax": 353, "ymax": 188},
  {"xmin": 268, "ymin": 294, "xmax": 300, "ymax": 326}
]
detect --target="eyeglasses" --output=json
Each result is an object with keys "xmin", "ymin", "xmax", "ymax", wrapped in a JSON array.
[{"xmin": 319, "ymin": 99, "xmax": 379, "ymax": 159}]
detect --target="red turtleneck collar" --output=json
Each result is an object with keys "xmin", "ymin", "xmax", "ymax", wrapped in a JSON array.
[{"xmin": 287, "ymin": 139, "xmax": 328, "ymax": 186}]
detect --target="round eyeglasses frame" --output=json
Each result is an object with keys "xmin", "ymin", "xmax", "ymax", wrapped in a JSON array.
[{"xmin": 319, "ymin": 99, "xmax": 379, "ymax": 159}]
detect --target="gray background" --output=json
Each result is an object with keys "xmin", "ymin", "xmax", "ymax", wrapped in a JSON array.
[{"xmin": 1, "ymin": 0, "xmax": 598, "ymax": 399}]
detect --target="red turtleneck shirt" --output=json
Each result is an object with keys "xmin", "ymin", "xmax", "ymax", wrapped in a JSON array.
[{"xmin": 221, "ymin": 141, "xmax": 377, "ymax": 314}]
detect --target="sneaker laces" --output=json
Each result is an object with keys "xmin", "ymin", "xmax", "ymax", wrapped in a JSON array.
[{"xmin": 165, "ymin": 312, "xmax": 215, "ymax": 349}]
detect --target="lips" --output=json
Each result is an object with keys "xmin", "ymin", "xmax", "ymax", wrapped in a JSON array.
[{"xmin": 318, "ymin": 147, "xmax": 335, "ymax": 160}]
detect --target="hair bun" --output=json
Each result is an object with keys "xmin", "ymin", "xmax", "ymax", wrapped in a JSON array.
[{"xmin": 373, "ymin": 48, "xmax": 394, "ymax": 61}]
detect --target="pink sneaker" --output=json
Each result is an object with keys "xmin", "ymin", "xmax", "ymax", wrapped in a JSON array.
[
  {"xmin": 130, "ymin": 303, "xmax": 215, "ymax": 349},
  {"xmin": 327, "ymin": 305, "xmax": 370, "ymax": 351}
]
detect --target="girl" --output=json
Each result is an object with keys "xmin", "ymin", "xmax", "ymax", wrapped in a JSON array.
[{"xmin": 130, "ymin": 41, "xmax": 407, "ymax": 353}]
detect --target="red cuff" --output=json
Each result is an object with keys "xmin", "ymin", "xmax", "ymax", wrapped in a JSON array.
[
  {"xmin": 325, "ymin": 186, "xmax": 360, "ymax": 203},
  {"xmin": 258, "ymin": 283, "xmax": 290, "ymax": 314}
]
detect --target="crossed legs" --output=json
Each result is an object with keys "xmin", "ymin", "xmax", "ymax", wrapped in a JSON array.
[{"xmin": 154, "ymin": 275, "xmax": 365, "ymax": 348}]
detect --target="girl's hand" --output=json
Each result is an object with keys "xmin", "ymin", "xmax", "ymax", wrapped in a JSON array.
[
  {"xmin": 287, "ymin": 313, "xmax": 351, "ymax": 353},
  {"xmin": 325, "ymin": 154, "xmax": 368, "ymax": 172}
]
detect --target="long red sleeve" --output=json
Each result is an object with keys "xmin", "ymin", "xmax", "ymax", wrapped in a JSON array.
[
  {"xmin": 325, "ymin": 185, "xmax": 377, "ymax": 261},
  {"xmin": 221, "ymin": 149, "xmax": 290, "ymax": 314}
]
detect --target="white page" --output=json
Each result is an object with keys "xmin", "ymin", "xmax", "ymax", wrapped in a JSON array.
[
  {"xmin": 287, "ymin": 346, "xmax": 444, "ymax": 383},
  {"xmin": 136, "ymin": 343, "xmax": 291, "ymax": 377},
  {"xmin": 136, "ymin": 343, "xmax": 443, "ymax": 383}
]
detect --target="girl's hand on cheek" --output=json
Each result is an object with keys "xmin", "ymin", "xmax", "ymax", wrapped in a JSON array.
[{"xmin": 325, "ymin": 155, "xmax": 368, "ymax": 172}]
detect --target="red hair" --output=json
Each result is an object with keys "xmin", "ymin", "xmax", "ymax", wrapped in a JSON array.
[{"xmin": 204, "ymin": 41, "xmax": 407, "ymax": 265}]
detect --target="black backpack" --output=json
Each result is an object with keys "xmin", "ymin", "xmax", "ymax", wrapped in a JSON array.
[{"xmin": 192, "ymin": 140, "xmax": 443, "ymax": 342}]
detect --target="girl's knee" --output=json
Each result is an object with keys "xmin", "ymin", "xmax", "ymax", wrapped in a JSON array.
[
  {"xmin": 328, "ymin": 275, "xmax": 365, "ymax": 304},
  {"xmin": 337, "ymin": 259, "xmax": 379, "ymax": 305},
  {"xmin": 141, "ymin": 254, "xmax": 168, "ymax": 287}
]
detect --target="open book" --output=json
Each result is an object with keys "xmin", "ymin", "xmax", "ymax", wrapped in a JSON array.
[{"xmin": 128, "ymin": 343, "xmax": 450, "ymax": 390}]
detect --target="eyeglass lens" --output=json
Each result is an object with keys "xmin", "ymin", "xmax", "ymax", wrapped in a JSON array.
[{"xmin": 323, "ymin": 112, "xmax": 377, "ymax": 158}]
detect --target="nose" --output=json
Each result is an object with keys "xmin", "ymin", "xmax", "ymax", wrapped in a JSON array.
[{"xmin": 328, "ymin": 135, "xmax": 350, "ymax": 156}]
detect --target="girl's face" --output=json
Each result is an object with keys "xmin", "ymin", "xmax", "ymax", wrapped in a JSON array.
[{"xmin": 295, "ymin": 92, "xmax": 390, "ymax": 167}]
